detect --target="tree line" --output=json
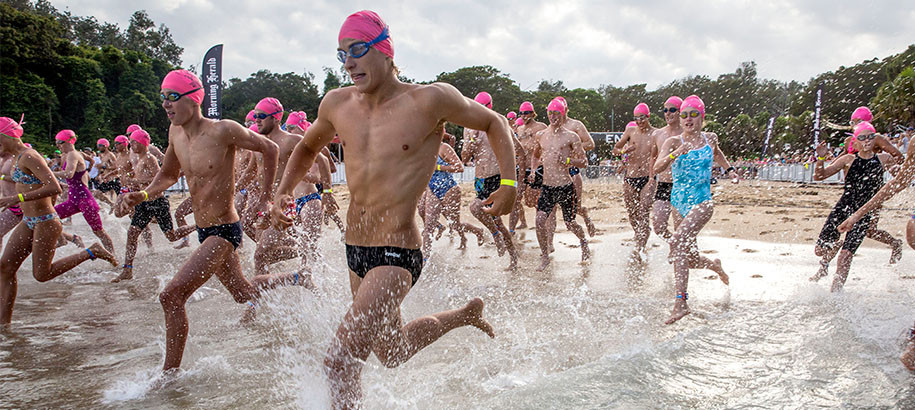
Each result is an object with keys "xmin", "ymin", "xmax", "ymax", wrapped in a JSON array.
[{"xmin": 2, "ymin": 0, "xmax": 913, "ymax": 159}]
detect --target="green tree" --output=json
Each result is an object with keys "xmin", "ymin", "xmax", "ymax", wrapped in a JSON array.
[{"xmin": 871, "ymin": 66, "xmax": 915, "ymax": 129}]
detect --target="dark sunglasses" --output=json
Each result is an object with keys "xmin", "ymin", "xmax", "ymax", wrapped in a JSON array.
[
  {"xmin": 679, "ymin": 111, "xmax": 701, "ymax": 119},
  {"xmin": 160, "ymin": 88, "xmax": 202, "ymax": 102},
  {"xmin": 518, "ymin": 111, "xmax": 534, "ymax": 115},
  {"xmin": 253, "ymin": 111, "xmax": 281, "ymax": 120},
  {"xmin": 662, "ymin": 107, "xmax": 679, "ymax": 113},
  {"xmin": 337, "ymin": 27, "xmax": 389, "ymax": 64}
]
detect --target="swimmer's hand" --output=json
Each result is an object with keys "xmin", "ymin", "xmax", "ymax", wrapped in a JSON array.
[
  {"xmin": 482, "ymin": 185, "xmax": 517, "ymax": 216},
  {"xmin": 837, "ymin": 212, "xmax": 861, "ymax": 233},
  {"xmin": 323, "ymin": 194, "xmax": 339, "ymax": 215},
  {"xmin": 0, "ymin": 195, "xmax": 17, "ymax": 209},
  {"xmin": 814, "ymin": 142, "xmax": 829, "ymax": 159},
  {"xmin": 118, "ymin": 191, "xmax": 145, "ymax": 214},
  {"xmin": 269, "ymin": 194, "xmax": 295, "ymax": 230},
  {"xmin": 670, "ymin": 143, "xmax": 691, "ymax": 158}
]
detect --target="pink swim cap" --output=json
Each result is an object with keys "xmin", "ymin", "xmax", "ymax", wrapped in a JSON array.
[
  {"xmin": 55, "ymin": 129, "xmax": 76, "ymax": 144},
  {"xmin": 339, "ymin": 10, "xmax": 393, "ymax": 59},
  {"xmin": 853, "ymin": 121, "xmax": 876, "ymax": 138},
  {"xmin": 633, "ymin": 103, "xmax": 650, "ymax": 117},
  {"xmin": 285, "ymin": 111, "xmax": 308, "ymax": 130},
  {"xmin": 130, "ymin": 129, "xmax": 150, "ymax": 147},
  {"xmin": 515, "ymin": 118, "xmax": 524, "ymax": 126},
  {"xmin": 626, "ymin": 121, "xmax": 638, "ymax": 128},
  {"xmin": 246, "ymin": 110, "xmax": 256, "ymax": 122},
  {"xmin": 249, "ymin": 123, "xmax": 259, "ymax": 133},
  {"xmin": 255, "ymin": 97, "xmax": 284, "ymax": 121},
  {"xmin": 664, "ymin": 96, "xmax": 683, "ymax": 108},
  {"xmin": 474, "ymin": 92, "xmax": 493, "ymax": 109},
  {"xmin": 114, "ymin": 135, "xmax": 129, "ymax": 144},
  {"xmin": 0, "ymin": 116, "xmax": 24, "ymax": 139},
  {"xmin": 507, "ymin": 111, "xmax": 517, "ymax": 120},
  {"xmin": 97, "ymin": 138, "xmax": 110, "ymax": 147},
  {"xmin": 23, "ymin": 143, "xmax": 31, "ymax": 148},
  {"xmin": 680, "ymin": 95, "xmax": 706, "ymax": 118},
  {"xmin": 126, "ymin": 124, "xmax": 143, "ymax": 134},
  {"xmin": 302, "ymin": 120, "xmax": 312, "ymax": 131},
  {"xmin": 555, "ymin": 96, "xmax": 569, "ymax": 113},
  {"xmin": 547, "ymin": 97, "xmax": 566, "ymax": 115},
  {"xmin": 519, "ymin": 101, "xmax": 534, "ymax": 112},
  {"xmin": 850, "ymin": 106, "xmax": 872, "ymax": 122},
  {"xmin": 161, "ymin": 69, "xmax": 204, "ymax": 105}
]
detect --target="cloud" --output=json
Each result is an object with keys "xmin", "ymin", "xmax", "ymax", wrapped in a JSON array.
[{"xmin": 58, "ymin": 0, "xmax": 915, "ymax": 91}]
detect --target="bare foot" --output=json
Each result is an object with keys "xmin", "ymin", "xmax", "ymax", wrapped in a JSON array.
[
  {"xmin": 536, "ymin": 255, "xmax": 551, "ymax": 271},
  {"xmin": 711, "ymin": 259, "xmax": 729, "ymax": 286},
  {"xmin": 581, "ymin": 240, "xmax": 591, "ymax": 262},
  {"xmin": 809, "ymin": 262, "xmax": 828, "ymax": 282},
  {"xmin": 902, "ymin": 342, "xmax": 915, "ymax": 371},
  {"xmin": 294, "ymin": 271, "xmax": 316, "ymax": 290},
  {"xmin": 493, "ymin": 233, "xmax": 506, "ymax": 256},
  {"xmin": 462, "ymin": 298, "xmax": 494, "ymax": 338},
  {"xmin": 458, "ymin": 235, "xmax": 467, "ymax": 250},
  {"xmin": 111, "ymin": 267, "xmax": 133, "ymax": 283},
  {"xmin": 891, "ymin": 240, "xmax": 903, "ymax": 264},
  {"xmin": 665, "ymin": 305, "xmax": 691, "ymax": 325},
  {"xmin": 506, "ymin": 253, "xmax": 518, "ymax": 271},
  {"xmin": 70, "ymin": 234, "xmax": 84, "ymax": 248},
  {"xmin": 475, "ymin": 231, "xmax": 486, "ymax": 247},
  {"xmin": 587, "ymin": 221, "xmax": 597, "ymax": 237},
  {"xmin": 435, "ymin": 223, "xmax": 446, "ymax": 241},
  {"xmin": 628, "ymin": 249, "xmax": 643, "ymax": 265},
  {"xmin": 173, "ymin": 237, "xmax": 190, "ymax": 249},
  {"xmin": 88, "ymin": 242, "xmax": 118, "ymax": 267},
  {"xmin": 240, "ymin": 304, "xmax": 257, "ymax": 323}
]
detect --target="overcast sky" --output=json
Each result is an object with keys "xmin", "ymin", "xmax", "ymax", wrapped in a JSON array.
[{"xmin": 57, "ymin": 0, "xmax": 915, "ymax": 91}]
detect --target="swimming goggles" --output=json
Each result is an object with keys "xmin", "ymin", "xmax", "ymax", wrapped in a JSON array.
[
  {"xmin": 160, "ymin": 88, "xmax": 202, "ymax": 102},
  {"xmin": 337, "ymin": 27, "xmax": 389, "ymax": 63}
]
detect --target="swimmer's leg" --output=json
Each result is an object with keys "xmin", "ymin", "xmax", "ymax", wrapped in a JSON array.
[
  {"xmin": 666, "ymin": 201, "xmax": 714, "ymax": 325},
  {"xmin": 324, "ymin": 268, "xmax": 493, "ymax": 409}
]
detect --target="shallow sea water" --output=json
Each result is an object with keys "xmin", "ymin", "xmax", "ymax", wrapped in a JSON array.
[{"xmin": 2, "ymin": 204, "xmax": 915, "ymax": 409}]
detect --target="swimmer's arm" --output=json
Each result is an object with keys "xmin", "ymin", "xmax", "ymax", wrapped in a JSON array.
[
  {"xmin": 511, "ymin": 134, "xmax": 527, "ymax": 170},
  {"xmin": 709, "ymin": 134, "xmax": 733, "ymax": 171},
  {"xmin": 849, "ymin": 150, "xmax": 915, "ymax": 218},
  {"xmin": 149, "ymin": 146, "xmax": 165, "ymax": 163},
  {"xmin": 435, "ymin": 83, "xmax": 515, "ymax": 181},
  {"xmin": 233, "ymin": 127, "xmax": 279, "ymax": 201},
  {"xmin": 321, "ymin": 146, "xmax": 337, "ymax": 173},
  {"xmin": 653, "ymin": 138, "xmax": 678, "ymax": 174},
  {"xmin": 53, "ymin": 153, "xmax": 78, "ymax": 179},
  {"xmin": 460, "ymin": 129, "xmax": 476, "ymax": 165},
  {"xmin": 12, "ymin": 153, "xmax": 62, "ymax": 201},
  {"xmin": 235, "ymin": 151, "xmax": 259, "ymax": 191},
  {"xmin": 877, "ymin": 136, "xmax": 905, "ymax": 163},
  {"xmin": 568, "ymin": 137, "xmax": 587, "ymax": 168},
  {"xmin": 529, "ymin": 132, "xmax": 543, "ymax": 170},
  {"xmin": 141, "ymin": 143, "xmax": 181, "ymax": 198},
  {"xmin": 276, "ymin": 99, "xmax": 337, "ymax": 200},
  {"xmin": 814, "ymin": 154, "xmax": 852, "ymax": 180},
  {"xmin": 612, "ymin": 129, "xmax": 630, "ymax": 156},
  {"xmin": 575, "ymin": 122, "xmax": 595, "ymax": 151},
  {"xmin": 439, "ymin": 143, "xmax": 463, "ymax": 173}
]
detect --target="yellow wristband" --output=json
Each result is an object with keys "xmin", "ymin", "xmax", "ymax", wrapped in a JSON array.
[
  {"xmin": 436, "ymin": 164, "xmax": 441, "ymax": 171},
  {"xmin": 566, "ymin": 157, "xmax": 570, "ymax": 165},
  {"xmin": 816, "ymin": 156, "xmax": 826, "ymax": 161},
  {"xmin": 18, "ymin": 193, "xmax": 25, "ymax": 202},
  {"xmin": 669, "ymin": 153, "xmax": 676, "ymax": 159},
  {"xmin": 323, "ymin": 189, "xmax": 332, "ymax": 194},
  {"xmin": 0, "ymin": 175, "xmax": 4, "ymax": 181},
  {"xmin": 140, "ymin": 190, "xmax": 149, "ymax": 201},
  {"xmin": 500, "ymin": 178, "xmax": 517, "ymax": 187}
]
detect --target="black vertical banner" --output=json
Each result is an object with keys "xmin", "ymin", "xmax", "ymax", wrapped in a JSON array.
[
  {"xmin": 202, "ymin": 44, "xmax": 223, "ymax": 119},
  {"xmin": 812, "ymin": 82, "xmax": 823, "ymax": 146}
]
